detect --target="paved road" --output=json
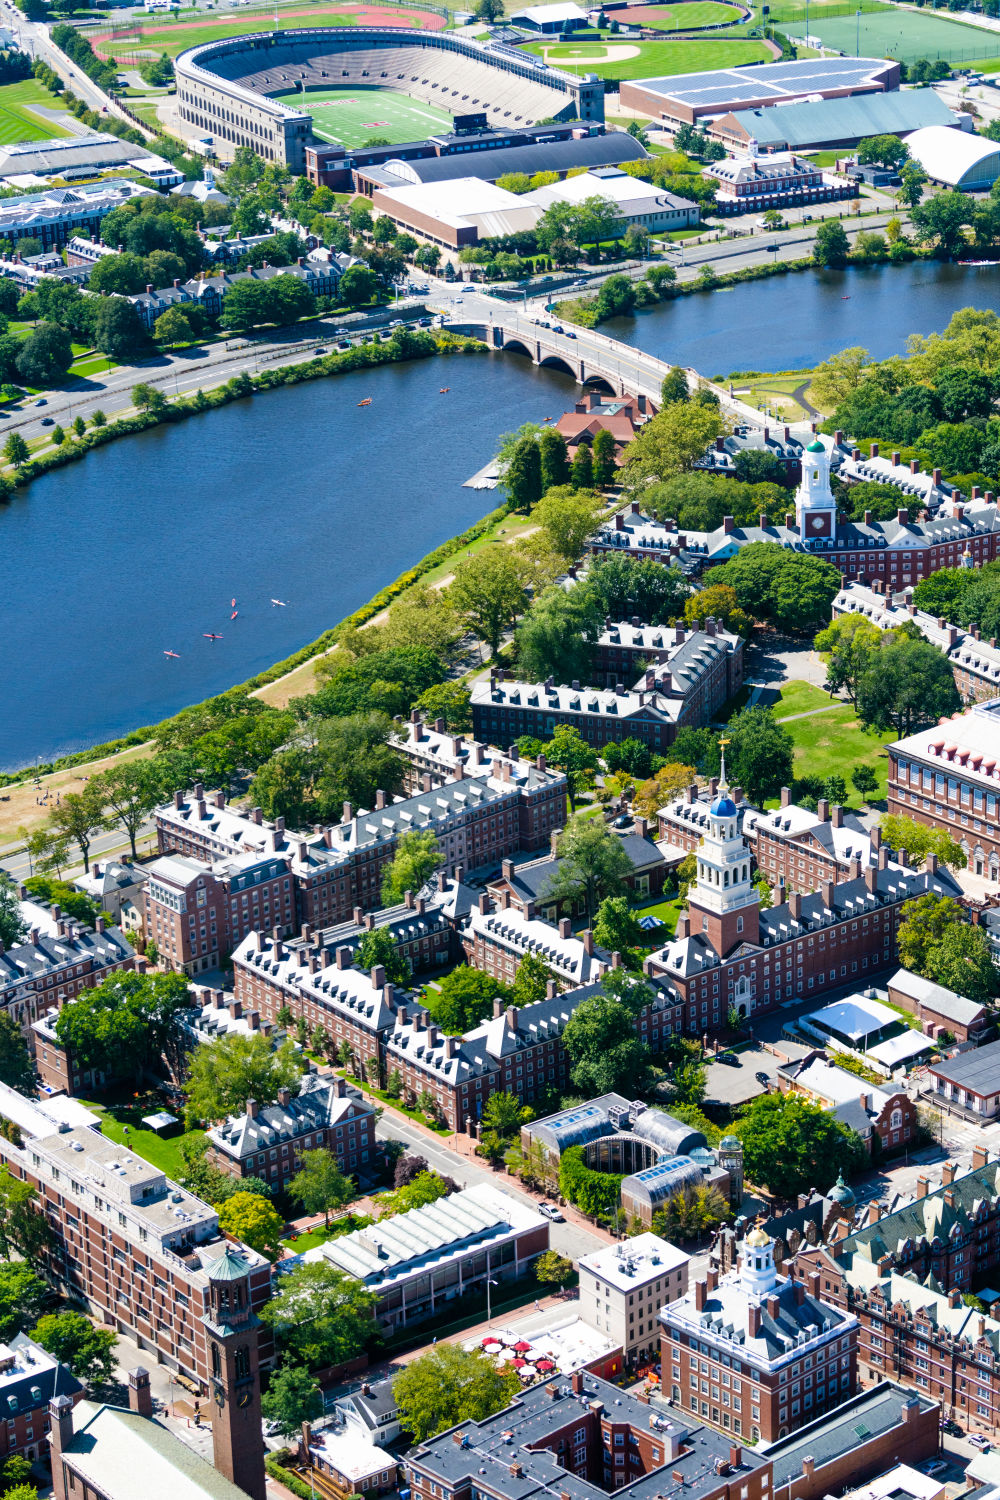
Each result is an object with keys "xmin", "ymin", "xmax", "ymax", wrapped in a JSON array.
[{"xmin": 376, "ymin": 1112, "xmax": 607, "ymax": 1261}]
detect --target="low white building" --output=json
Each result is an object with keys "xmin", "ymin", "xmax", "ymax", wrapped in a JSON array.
[
  {"xmin": 529, "ymin": 166, "xmax": 699, "ymax": 233},
  {"xmin": 577, "ymin": 1232, "xmax": 690, "ymax": 1362}
]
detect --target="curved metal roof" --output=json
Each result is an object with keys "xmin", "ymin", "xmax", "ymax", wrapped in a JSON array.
[
  {"xmin": 621, "ymin": 1154, "xmax": 704, "ymax": 1207},
  {"xmin": 631, "ymin": 1107, "xmax": 705, "ymax": 1157},
  {"xmin": 905, "ymin": 125, "xmax": 1000, "ymax": 188}
]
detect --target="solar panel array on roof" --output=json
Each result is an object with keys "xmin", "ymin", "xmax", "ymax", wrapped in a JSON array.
[{"xmin": 630, "ymin": 55, "xmax": 891, "ymax": 107}]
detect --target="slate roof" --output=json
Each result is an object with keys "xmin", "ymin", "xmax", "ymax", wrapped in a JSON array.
[
  {"xmin": 59, "ymin": 1400, "xmax": 250, "ymax": 1499},
  {"xmin": 492, "ymin": 831, "xmax": 665, "ymax": 903},
  {"xmin": 888, "ymin": 967, "xmax": 987, "ymax": 1028},
  {"xmin": 926, "ymin": 1037, "xmax": 1000, "ymax": 1096},
  {"xmin": 839, "ymin": 1157, "xmax": 1000, "ymax": 1262},
  {"xmin": 0, "ymin": 921, "xmax": 132, "ymax": 999},
  {"xmin": 661, "ymin": 1262, "xmax": 852, "ymax": 1363},
  {"xmin": 766, "ymin": 1383, "xmax": 936, "ymax": 1487},
  {"xmin": 207, "ymin": 1073, "xmax": 372, "ymax": 1161}
]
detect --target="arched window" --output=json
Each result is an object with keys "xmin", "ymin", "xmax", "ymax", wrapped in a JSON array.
[
  {"xmin": 235, "ymin": 1345, "xmax": 251, "ymax": 1381},
  {"xmin": 211, "ymin": 1342, "xmax": 221, "ymax": 1379}
]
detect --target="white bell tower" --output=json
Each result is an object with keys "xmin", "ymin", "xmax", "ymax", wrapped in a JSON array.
[
  {"xmin": 687, "ymin": 739, "xmax": 759, "ymax": 958},
  {"xmin": 795, "ymin": 437, "xmax": 837, "ymax": 542}
]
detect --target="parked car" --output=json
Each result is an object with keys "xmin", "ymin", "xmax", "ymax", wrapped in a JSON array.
[
  {"xmin": 755, "ymin": 1071, "xmax": 771, "ymax": 1087},
  {"xmin": 970, "ymin": 1435, "xmax": 991, "ymax": 1450},
  {"xmin": 40, "ymin": 416, "xmax": 54, "ymax": 426},
  {"xmin": 924, "ymin": 1461, "xmax": 947, "ymax": 1476},
  {"xmin": 715, "ymin": 1051, "xmax": 740, "ymax": 1067},
  {"xmin": 538, "ymin": 1202, "xmax": 564, "ymax": 1222},
  {"xmin": 612, "ymin": 813, "xmax": 632, "ymax": 829}
]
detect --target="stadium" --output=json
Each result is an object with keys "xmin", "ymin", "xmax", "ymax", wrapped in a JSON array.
[{"xmin": 174, "ymin": 28, "xmax": 604, "ymax": 171}]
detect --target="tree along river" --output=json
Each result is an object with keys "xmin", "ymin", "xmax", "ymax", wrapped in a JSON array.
[{"xmin": 4, "ymin": 260, "xmax": 1000, "ymax": 770}]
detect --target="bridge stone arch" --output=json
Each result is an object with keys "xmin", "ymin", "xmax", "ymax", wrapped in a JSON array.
[
  {"xmin": 538, "ymin": 353, "xmax": 577, "ymax": 379},
  {"xmin": 498, "ymin": 336, "xmax": 533, "ymax": 360},
  {"xmin": 582, "ymin": 372, "xmax": 617, "ymax": 394}
]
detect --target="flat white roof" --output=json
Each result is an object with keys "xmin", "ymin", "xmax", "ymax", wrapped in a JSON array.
[
  {"xmin": 808, "ymin": 996, "xmax": 899, "ymax": 1039},
  {"xmin": 868, "ymin": 1030, "xmax": 934, "ymax": 1067},
  {"xmin": 844, "ymin": 1463, "xmax": 945, "ymax": 1500},
  {"xmin": 466, "ymin": 1312, "xmax": 619, "ymax": 1373},
  {"xmin": 577, "ymin": 1232, "xmax": 689, "ymax": 1292},
  {"xmin": 377, "ymin": 176, "xmax": 540, "ymax": 236},
  {"xmin": 514, "ymin": 1, "xmax": 586, "ymax": 19}
]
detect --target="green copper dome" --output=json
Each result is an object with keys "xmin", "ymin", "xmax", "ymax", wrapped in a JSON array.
[
  {"xmin": 806, "ymin": 438, "xmax": 825, "ymax": 453},
  {"xmin": 828, "ymin": 1172, "xmax": 856, "ymax": 1208}
]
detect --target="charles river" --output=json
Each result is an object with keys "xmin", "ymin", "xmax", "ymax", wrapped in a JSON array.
[{"xmin": 3, "ymin": 260, "xmax": 999, "ymax": 771}]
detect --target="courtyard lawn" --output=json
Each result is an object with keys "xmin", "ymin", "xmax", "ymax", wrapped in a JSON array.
[
  {"xmin": 521, "ymin": 35, "xmax": 769, "ymax": 79},
  {"xmin": 634, "ymin": 894, "xmax": 683, "ymax": 939},
  {"xmin": 781, "ymin": 3, "xmax": 1000, "ymax": 63},
  {"xmin": 0, "ymin": 78, "xmax": 71, "ymax": 144},
  {"xmin": 270, "ymin": 85, "xmax": 453, "ymax": 147},
  {"xmin": 615, "ymin": 1, "xmax": 744, "ymax": 28},
  {"xmin": 771, "ymin": 679, "xmax": 894, "ymax": 805},
  {"xmin": 80, "ymin": 1097, "xmax": 206, "ymax": 1179}
]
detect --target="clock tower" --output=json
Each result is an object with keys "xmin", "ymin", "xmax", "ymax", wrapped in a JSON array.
[
  {"xmin": 686, "ymin": 741, "xmax": 759, "ymax": 960},
  {"xmin": 795, "ymin": 436, "xmax": 837, "ymax": 543},
  {"xmin": 202, "ymin": 1248, "xmax": 266, "ymax": 1500}
]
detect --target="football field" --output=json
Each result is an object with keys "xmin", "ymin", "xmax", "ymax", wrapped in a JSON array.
[{"xmin": 270, "ymin": 85, "xmax": 453, "ymax": 145}]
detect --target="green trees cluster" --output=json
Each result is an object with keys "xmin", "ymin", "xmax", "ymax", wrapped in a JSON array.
[
  {"xmin": 53, "ymin": 970, "xmax": 192, "ymax": 1085},
  {"xmin": 394, "ymin": 1345, "xmax": 522, "ymax": 1442},
  {"xmin": 814, "ymin": 615, "xmax": 960, "ymax": 736},
  {"xmin": 261, "ymin": 1260, "xmax": 376, "ymax": 1370},
  {"xmin": 706, "ymin": 542, "xmax": 842, "ymax": 634},
  {"xmin": 562, "ymin": 970, "xmax": 656, "ymax": 1097},
  {"xmin": 735, "ymin": 1091, "xmax": 866, "ymax": 1198},
  {"xmin": 184, "ymin": 1031, "xmax": 303, "ymax": 1125},
  {"xmin": 220, "ymin": 274, "xmax": 317, "ymax": 332},
  {"xmin": 897, "ymin": 894, "xmax": 1000, "ymax": 1005}
]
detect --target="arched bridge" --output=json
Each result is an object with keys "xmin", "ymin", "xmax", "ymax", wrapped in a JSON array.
[{"xmin": 442, "ymin": 301, "xmax": 675, "ymax": 401}]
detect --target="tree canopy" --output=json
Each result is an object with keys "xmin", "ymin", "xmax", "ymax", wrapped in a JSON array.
[
  {"xmin": 393, "ymin": 1344, "xmax": 522, "ymax": 1442},
  {"xmin": 735, "ymin": 1092, "xmax": 866, "ymax": 1198},
  {"xmin": 542, "ymin": 814, "xmax": 633, "ymax": 923},
  {"xmin": 260, "ymin": 1261, "xmax": 376, "ymax": 1370},
  {"xmin": 184, "ymin": 1032, "xmax": 303, "ymax": 1124}
]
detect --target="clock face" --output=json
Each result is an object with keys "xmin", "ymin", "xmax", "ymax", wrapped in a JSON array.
[
  {"xmin": 237, "ymin": 1389, "xmax": 253, "ymax": 1409},
  {"xmin": 214, "ymin": 1385, "xmax": 225, "ymax": 1410},
  {"xmin": 811, "ymin": 517, "xmax": 825, "ymax": 532}
]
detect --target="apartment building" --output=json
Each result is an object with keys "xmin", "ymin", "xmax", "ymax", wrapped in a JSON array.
[
  {"xmin": 205, "ymin": 1073, "xmax": 377, "ymax": 1188},
  {"xmin": 461, "ymin": 896, "xmax": 609, "ymax": 990},
  {"xmin": 644, "ymin": 781, "xmax": 963, "ymax": 1029},
  {"xmin": 0, "ymin": 1084, "xmax": 273, "ymax": 1386},
  {"xmin": 578, "ymin": 1234, "xmax": 690, "ymax": 1362},
  {"xmin": 472, "ymin": 624, "xmax": 744, "ymax": 755},
  {"xmin": 289, "ymin": 887, "xmax": 461, "ymax": 976},
  {"xmin": 233, "ymin": 933, "xmax": 400, "ymax": 1070},
  {"xmin": 745, "ymin": 796, "xmax": 895, "ymax": 893},
  {"xmin": 144, "ymin": 850, "xmax": 295, "ymax": 975},
  {"xmin": 73, "ymin": 859, "xmax": 148, "ymax": 929},
  {"xmin": 393, "ymin": 716, "xmax": 553, "ymax": 796},
  {"xmin": 831, "ymin": 580, "xmax": 1000, "ymax": 705},
  {"xmin": 0, "ymin": 1334, "xmax": 80, "ymax": 1468},
  {"xmin": 590, "ymin": 619, "xmax": 744, "ymax": 700},
  {"xmin": 887, "ymin": 698, "xmax": 1000, "ymax": 877},
  {"xmin": 802, "ymin": 1242, "xmax": 1000, "ymax": 1437},
  {"xmin": 660, "ymin": 1231, "xmax": 858, "ymax": 1443},
  {"xmin": 0, "ymin": 913, "xmax": 134, "ymax": 1029},
  {"xmin": 155, "ymin": 755, "xmax": 565, "ymax": 929}
]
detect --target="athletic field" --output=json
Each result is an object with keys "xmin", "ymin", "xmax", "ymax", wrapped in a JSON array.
[
  {"xmin": 271, "ymin": 85, "xmax": 452, "ymax": 145},
  {"xmin": 616, "ymin": 1, "xmax": 745, "ymax": 29},
  {"xmin": 781, "ymin": 2, "xmax": 1000, "ymax": 62},
  {"xmin": 0, "ymin": 79, "xmax": 70, "ymax": 144},
  {"xmin": 523, "ymin": 35, "xmax": 769, "ymax": 78},
  {"xmin": 91, "ymin": 3, "xmax": 446, "ymax": 60}
]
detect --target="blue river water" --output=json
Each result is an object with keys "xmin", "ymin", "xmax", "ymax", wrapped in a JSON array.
[{"xmin": 4, "ymin": 259, "xmax": 1000, "ymax": 769}]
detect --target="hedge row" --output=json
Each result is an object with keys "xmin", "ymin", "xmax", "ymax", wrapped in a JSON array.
[
  {"xmin": 264, "ymin": 1454, "xmax": 313, "ymax": 1499},
  {"xmin": 2, "ymin": 330, "xmax": 491, "ymax": 780},
  {"xmin": 558, "ymin": 1145, "xmax": 622, "ymax": 1219}
]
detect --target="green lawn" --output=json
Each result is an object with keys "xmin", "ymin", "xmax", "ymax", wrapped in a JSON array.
[
  {"xmin": 766, "ymin": 0, "xmax": 889, "ymax": 19},
  {"xmin": 91, "ymin": 3, "xmax": 444, "ymax": 60},
  {"xmin": 771, "ymin": 680, "xmax": 894, "ymax": 804},
  {"xmin": 522, "ymin": 35, "xmax": 769, "ymax": 78},
  {"xmin": 0, "ymin": 78, "xmax": 70, "ymax": 144},
  {"xmin": 616, "ymin": 1, "xmax": 743, "ymax": 28},
  {"xmin": 81, "ymin": 1097, "xmax": 206, "ymax": 1179},
  {"xmin": 634, "ymin": 894, "xmax": 683, "ymax": 939},
  {"xmin": 270, "ymin": 85, "xmax": 453, "ymax": 148}
]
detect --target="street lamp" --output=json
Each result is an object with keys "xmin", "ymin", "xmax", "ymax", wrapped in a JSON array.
[{"xmin": 486, "ymin": 1252, "xmax": 498, "ymax": 1326}]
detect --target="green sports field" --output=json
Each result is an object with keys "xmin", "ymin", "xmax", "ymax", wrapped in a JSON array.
[
  {"xmin": 0, "ymin": 78, "xmax": 70, "ymax": 144},
  {"xmin": 271, "ymin": 85, "xmax": 453, "ymax": 145},
  {"xmin": 616, "ymin": 1, "xmax": 744, "ymax": 29},
  {"xmin": 782, "ymin": 2, "xmax": 1000, "ymax": 62},
  {"xmin": 523, "ymin": 35, "xmax": 769, "ymax": 78}
]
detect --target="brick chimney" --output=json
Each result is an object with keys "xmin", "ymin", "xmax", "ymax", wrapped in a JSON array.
[
  {"xmin": 49, "ymin": 1394, "xmax": 75, "ymax": 1476},
  {"xmin": 942, "ymin": 1161, "xmax": 956, "ymax": 1186},
  {"xmin": 128, "ymin": 1367, "xmax": 153, "ymax": 1419}
]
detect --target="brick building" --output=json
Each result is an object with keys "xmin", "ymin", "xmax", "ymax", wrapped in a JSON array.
[
  {"xmin": 657, "ymin": 782, "xmax": 756, "ymax": 856},
  {"xmin": 832, "ymin": 580, "xmax": 1000, "ymax": 705},
  {"xmin": 591, "ymin": 618, "xmax": 743, "ymax": 697},
  {"xmin": 589, "ymin": 450, "xmax": 1000, "ymax": 588},
  {"xmin": 144, "ymin": 850, "xmax": 296, "ymax": 975},
  {"xmin": 0, "ymin": 1083, "xmax": 273, "ymax": 1387},
  {"xmin": 744, "ymin": 796, "xmax": 898, "ymax": 893},
  {"xmin": 775, "ymin": 1056, "xmax": 917, "ymax": 1156},
  {"xmin": 205, "ymin": 1073, "xmax": 377, "ymax": 1188},
  {"xmin": 800, "ymin": 1241, "xmax": 1000, "ymax": 1437},
  {"xmin": 155, "ymin": 756, "xmax": 566, "ymax": 929},
  {"xmin": 0, "ymin": 1334, "xmax": 81, "ymax": 1468},
  {"xmin": 887, "ymin": 698, "xmax": 1000, "ymax": 879},
  {"xmin": 885, "ymin": 967, "xmax": 991, "ymax": 1044},
  {"xmin": 0, "ymin": 912, "xmax": 134, "ymax": 1030},
  {"xmin": 644, "ymin": 777, "xmax": 963, "ymax": 1029},
  {"xmin": 555, "ymin": 391, "xmax": 656, "ymax": 460},
  {"xmin": 472, "ymin": 625, "xmax": 743, "ymax": 755},
  {"xmin": 660, "ymin": 1229, "xmax": 858, "ymax": 1443},
  {"xmin": 461, "ymin": 896, "xmax": 609, "ymax": 990}
]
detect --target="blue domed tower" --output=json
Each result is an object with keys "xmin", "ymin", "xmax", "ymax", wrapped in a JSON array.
[
  {"xmin": 796, "ymin": 436, "xmax": 837, "ymax": 543},
  {"xmin": 687, "ymin": 739, "xmax": 759, "ymax": 959}
]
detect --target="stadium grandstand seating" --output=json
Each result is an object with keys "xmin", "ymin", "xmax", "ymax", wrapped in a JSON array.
[{"xmin": 175, "ymin": 28, "xmax": 603, "ymax": 168}]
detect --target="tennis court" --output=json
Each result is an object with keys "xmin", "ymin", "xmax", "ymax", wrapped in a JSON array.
[
  {"xmin": 270, "ymin": 85, "xmax": 453, "ymax": 144},
  {"xmin": 782, "ymin": 4, "xmax": 1000, "ymax": 62}
]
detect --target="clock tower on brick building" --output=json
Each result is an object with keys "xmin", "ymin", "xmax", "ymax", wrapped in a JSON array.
[
  {"xmin": 795, "ymin": 436, "xmax": 837, "ymax": 542},
  {"xmin": 202, "ymin": 1248, "xmax": 266, "ymax": 1500},
  {"xmin": 686, "ymin": 743, "xmax": 759, "ymax": 960}
]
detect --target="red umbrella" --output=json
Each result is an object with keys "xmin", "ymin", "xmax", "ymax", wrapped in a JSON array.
[
  {"xmin": 513, "ymin": 1341, "xmax": 532, "ymax": 1352},
  {"xmin": 536, "ymin": 1359, "xmax": 555, "ymax": 1371},
  {"xmin": 482, "ymin": 1337, "xmax": 501, "ymax": 1346},
  {"xmin": 510, "ymin": 1357, "xmax": 527, "ymax": 1368}
]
